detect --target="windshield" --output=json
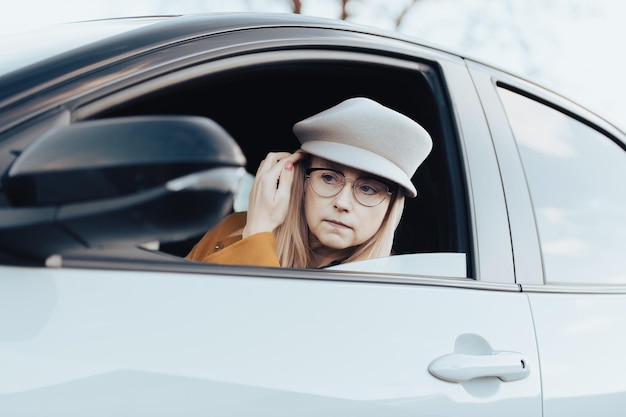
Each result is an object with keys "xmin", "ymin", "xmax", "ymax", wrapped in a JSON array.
[{"xmin": 0, "ymin": 17, "xmax": 169, "ymax": 77}]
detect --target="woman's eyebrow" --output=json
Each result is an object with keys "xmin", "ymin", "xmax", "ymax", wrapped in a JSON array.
[
  {"xmin": 326, "ymin": 163, "xmax": 344, "ymax": 171},
  {"xmin": 312, "ymin": 161, "xmax": 387, "ymax": 182},
  {"xmin": 320, "ymin": 164, "xmax": 371, "ymax": 179},
  {"xmin": 311, "ymin": 160, "xmax": 341, "ymax": 171}
]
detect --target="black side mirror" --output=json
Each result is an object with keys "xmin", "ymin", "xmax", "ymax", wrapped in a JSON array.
[{"xmin": 0, "ymin": 116, "xmax": 246, "ymax": 260}]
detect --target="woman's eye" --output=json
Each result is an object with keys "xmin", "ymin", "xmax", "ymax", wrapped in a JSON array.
[
  {"xmin": 359, "ymin": 183, "xmax": 379, "ymax": 195},
  {"xmin": 321, "ymin": 173, "xmax": 340, "ymax": 184}
]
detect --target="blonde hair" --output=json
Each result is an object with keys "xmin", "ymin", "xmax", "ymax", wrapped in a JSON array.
[{"xmin": 274, "ymin": 155, "xmax": 405, "ymax": 268}]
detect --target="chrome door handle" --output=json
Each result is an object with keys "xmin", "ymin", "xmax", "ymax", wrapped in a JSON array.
[{"xmin": 429, "ymin": 351, "xmax": 530, "ymax": 383}]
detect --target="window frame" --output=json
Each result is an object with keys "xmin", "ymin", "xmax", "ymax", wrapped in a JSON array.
[
  {"xmin": 84, "ymin": 49, "xmax": 476, "ymax": 277},
  {"xmin": 468, "ymin": 59, "xmax": 626, "ymax": 292},
  {"xmin": 2, "ymin": 30, "xmax": 517, "ymax": 286}
]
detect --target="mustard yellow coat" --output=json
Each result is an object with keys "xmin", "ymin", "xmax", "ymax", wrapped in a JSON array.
[{"xmin": 185, "ymin": 211, "xmax": 280, "ymax": 267}]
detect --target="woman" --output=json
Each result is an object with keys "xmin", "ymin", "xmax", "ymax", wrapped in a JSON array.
[{"xmin": 186, "ymin": 97, "xmax": 432, "ymax": 268}]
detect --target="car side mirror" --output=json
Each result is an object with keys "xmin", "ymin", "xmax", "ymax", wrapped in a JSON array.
[{"xmin": 0, "ymin": 116, "xmax": 246, "ymax": 260}]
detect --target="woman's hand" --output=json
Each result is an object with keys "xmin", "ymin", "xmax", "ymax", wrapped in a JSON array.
[{"xmin": 242, "ymin": 151, "xmax": 304, "ymax": 238}]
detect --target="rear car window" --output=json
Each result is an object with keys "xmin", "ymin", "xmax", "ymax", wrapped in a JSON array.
[{"xmin": 499, "ymin": 87, "xmax": 626, "ymax": 284}]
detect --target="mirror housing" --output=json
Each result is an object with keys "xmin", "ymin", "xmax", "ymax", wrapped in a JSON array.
[{"xmin": 0, "ymin": 116, "xmax": 246, "ymax": 260}]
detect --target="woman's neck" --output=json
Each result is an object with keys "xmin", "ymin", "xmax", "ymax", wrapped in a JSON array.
[{"xmin": 309, "ymin": 237, "xmax": 353, "ymax": 268}]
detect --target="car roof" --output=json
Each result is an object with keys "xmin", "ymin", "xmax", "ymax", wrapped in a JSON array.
[
  {"xmin": 0, "ymin": 17, "xmax": 172, "ymax": 77},
  {"xmin": 0, "ymin": 13, "xmax": 458, "ymax": 102}
]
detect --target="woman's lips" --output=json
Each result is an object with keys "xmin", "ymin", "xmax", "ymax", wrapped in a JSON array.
[{"xmin": 325, "ymin": 219, "xmax": 351, "ymax": 229}]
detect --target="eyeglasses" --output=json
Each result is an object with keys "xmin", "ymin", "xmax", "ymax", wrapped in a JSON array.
[{"xmin": 305, "ymin": 168, "xmax": 393, "ymax": 207}]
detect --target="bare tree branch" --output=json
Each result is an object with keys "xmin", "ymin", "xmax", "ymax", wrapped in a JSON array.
[
  {"xmin": 396, "ymin": 0, "xmax": 420, "ymax": 28},
  {"xmin": 340, "ymin": 0, "xmax": 350, "ymax": 20},
  {"xmin": 291, "ymin": 0, "xmax": 302, "ymax": 14}
]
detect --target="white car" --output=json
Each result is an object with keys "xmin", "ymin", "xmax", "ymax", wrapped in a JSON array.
[{"xmin": 1, "ymin": 13, "xmax": 625, "ymax": 417}]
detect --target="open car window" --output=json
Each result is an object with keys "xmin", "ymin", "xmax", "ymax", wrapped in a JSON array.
[{"xmin": 87, "ymin": 52, "xmax": 472, "ymax": 278}]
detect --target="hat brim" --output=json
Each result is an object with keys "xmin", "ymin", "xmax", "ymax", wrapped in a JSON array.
[{"xmin": 301, "ymin": 140, "xmax": 417, "ymax": 197}]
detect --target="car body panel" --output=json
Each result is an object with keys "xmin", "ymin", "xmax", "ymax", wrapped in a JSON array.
[
  {"xmin": 526, "ymin": 291, "xmax": 626, "ymax": 417},
  {"xmin": 0, "ymin": 266, "xmax": 540, "ymax": 416}
]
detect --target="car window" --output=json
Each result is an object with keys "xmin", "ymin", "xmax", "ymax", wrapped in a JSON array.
[
  {"xmin": 498, "ymin": 87, "xmax": 626, "ymax": 284},
  {"xmin": 89, "ymin": 54, "xmax": 472, "ymax": 278}
]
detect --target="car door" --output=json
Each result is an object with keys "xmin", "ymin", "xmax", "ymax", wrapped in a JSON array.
[
  {"xmin": 0, "ymin": 19, "xmax": 542, "ymax": 416},
  {"xmin": 470, "ymin": 60, "xmax": 626, "ymax": 416},
  {"xmin": 1, "ymin": 265, "xmax": 539, "ymax": 417}
]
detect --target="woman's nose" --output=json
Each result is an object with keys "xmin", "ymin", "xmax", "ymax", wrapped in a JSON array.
[{"xmin": 333, "ymin": 182, "xmax": 355, "ymax": 210}]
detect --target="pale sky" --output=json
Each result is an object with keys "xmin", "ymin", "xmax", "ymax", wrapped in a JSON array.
[{"xmin": 1, "ymin": 0, "xmax": 625, "ymax": 132}]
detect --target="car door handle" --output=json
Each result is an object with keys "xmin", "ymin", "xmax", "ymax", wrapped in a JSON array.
[{"xmin": 428, "ymin": 351, "xmax": 530, "ymax": 383}]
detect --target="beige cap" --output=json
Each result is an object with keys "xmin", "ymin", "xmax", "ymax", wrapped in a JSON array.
[{"xmin": 293, "ymin": 97, "xmax": 433, "ymax": 197}]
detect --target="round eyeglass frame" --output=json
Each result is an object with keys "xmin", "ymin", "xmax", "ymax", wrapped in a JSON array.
[{"xmin": 305, "ymin": 168, "xmax": 393, "ymax": 207}]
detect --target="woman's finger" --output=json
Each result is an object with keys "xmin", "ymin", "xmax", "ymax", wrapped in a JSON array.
[
  {"xmin": 254, "ymin": 152, "xmax": 293, "ymax": 176},
  {"xmin": 275, "ymin": 152, "xmax": 306, "ymax": 194}
]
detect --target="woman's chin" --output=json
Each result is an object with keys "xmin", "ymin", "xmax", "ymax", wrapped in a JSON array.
[{"xmin": 316, "ymin": 235, "xmax": 354, "ymax": 251}]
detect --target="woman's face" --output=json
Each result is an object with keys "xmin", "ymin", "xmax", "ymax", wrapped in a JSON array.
[{"xmin": 304, "ymin": 157, "xmax": 392, "ymax": 251}]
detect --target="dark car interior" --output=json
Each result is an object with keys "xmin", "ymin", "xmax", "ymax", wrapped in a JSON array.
[{"xmin": 89, "ymin": 58, "xmax": 471, "ymax": 270}]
